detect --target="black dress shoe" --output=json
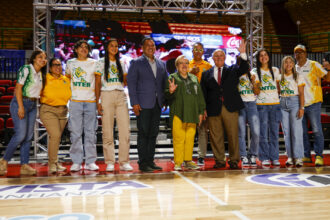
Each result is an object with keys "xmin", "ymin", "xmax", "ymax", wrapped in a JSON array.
[
  {"xmin": 213, "ymin": 163, "xmax": 226, "ymax": 169},
  {"xmin": 229, "ymin": 162, "xmax": 238, "ymax": 169},
  {"xmin": 149, "ymin": 163, "xmax": 162, "ymax": 171},
  {"xmin": 139, "ymin": 165, "xmax": 154, "ymax": 173}
]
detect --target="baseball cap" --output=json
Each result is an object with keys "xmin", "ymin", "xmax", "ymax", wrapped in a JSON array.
[{"xmin": 294, "ymin": 44, "xmax": 306, "ymax": 53}]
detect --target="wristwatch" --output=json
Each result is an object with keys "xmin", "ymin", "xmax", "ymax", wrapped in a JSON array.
[{"xmin": 300, "ymin": 107, "xmax": 305, "ymax": 110}]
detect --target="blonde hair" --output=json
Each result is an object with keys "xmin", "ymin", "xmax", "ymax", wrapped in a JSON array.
[{"xmin": 280, "ymin": 56, "xmax": 297, "ymax": 83}]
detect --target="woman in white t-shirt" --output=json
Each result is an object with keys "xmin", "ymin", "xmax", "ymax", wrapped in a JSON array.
[
  {"xmin": 238, "ymin": 67, "xmax": 260, "ymax": 168},
  {"xmin": 95, "ymin": 38, "xmax": 132, "ymax": 172},
  {"xmin": 65, "ymin": 40, "xmax": 99, "ymax": 172},
  {"xmin": 278, "ymin": 56, "xmax": 305, "ymax": 167},
  {"xmin": 251, "ymin": 49, "xmax": 281, "ymax": 167},
  {"xmin": 0, "ymin": 50, "xmax": 47, "ymax": 175}
]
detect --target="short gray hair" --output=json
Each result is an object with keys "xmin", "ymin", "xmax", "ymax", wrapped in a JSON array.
[{"xmin": 175, "ymin": 55, "xmax": 189, "ymax": 67}]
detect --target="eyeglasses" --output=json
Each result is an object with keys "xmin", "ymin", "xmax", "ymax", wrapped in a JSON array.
[
  {"xmin": 178, "ymin": 62, "xmax": 189, "ymax": 65},
  {"xmin": 193, "ymin": 48, "xmax": 204, "ymax": 53},
  {"xmin": 295, "ymin": 51, "xmax": 305, "ymax": 54}
]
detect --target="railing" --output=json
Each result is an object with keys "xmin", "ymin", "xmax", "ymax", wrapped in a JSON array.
[
  {"xmin": 271, "ymin": 53, "xmax": 325, "ymax": 69},
  {"xmin": 264, "ymin": 32, "xmax": 330, "ymax": 53},
  {"xmin": 0, "ymin": 58, "xmax": 28, "ymax": 80}
]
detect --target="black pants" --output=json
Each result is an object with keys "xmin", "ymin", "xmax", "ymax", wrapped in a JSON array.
[{"xmin": 137, "ymin": 104, "xmax": 161, "ymax": 167}]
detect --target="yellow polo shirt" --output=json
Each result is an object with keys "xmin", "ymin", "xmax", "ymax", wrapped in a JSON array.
[
  {"xmin": 296, "ymin": 59, "xmax": 327, "ymax": 106},
  {"xmin": 189, "ymin": 59, "xmax": 212, "ymax": 83},
  {"xmin": 40, "ymin": 73, "xmax": 71, "ymax": 106}
]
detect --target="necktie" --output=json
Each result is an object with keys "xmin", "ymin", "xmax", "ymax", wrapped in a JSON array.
[{"xmin": 217, "ymin": 67, "xmax": 221, "ymax": 85}]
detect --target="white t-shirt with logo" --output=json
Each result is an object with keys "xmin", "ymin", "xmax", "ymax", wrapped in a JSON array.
[
  {"xmin": 251, "ymin": 67, "xmax": 280, "ymax": 105},
  {"xmin": 238, "ymin": 73, "xmax": 259, "ymax": 102},
  {"xmin": 65, "ymin": 58, "xmax": 98, "ymax": 102},
  {"xmin": 295, "ymin": 59, "xmax": 327, "ymax": 106},
  {"xmin": 95, "ymin": 58, "xmax": 126, "ymax": 91},
  {"xmin": 278, "ymin": 74, "xmax": 305, "ymax": 97},
  {"xmin": 17, "ymin": 64, "xmax": 43, "ymax": 98}
]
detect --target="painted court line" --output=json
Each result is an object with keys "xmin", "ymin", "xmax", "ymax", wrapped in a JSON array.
[{"xmin": 173, "ymin": 171, "xmax": 250, "ymax": 220}]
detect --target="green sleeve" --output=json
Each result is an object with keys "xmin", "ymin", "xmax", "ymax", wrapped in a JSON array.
[{"xmin": 197, "ymin": 83, "xmax": 206, "ymax": 115}]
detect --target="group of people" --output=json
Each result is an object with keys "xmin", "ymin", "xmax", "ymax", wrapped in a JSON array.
[{"xmin": 0, "ymin": 37, "xmax": 329, "ymax": 175}]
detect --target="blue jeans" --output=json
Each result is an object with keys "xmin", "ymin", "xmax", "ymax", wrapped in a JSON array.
[
  {"xmin": 280, "ymin": 96, "xmax": 304, "ymax": 159},
  {"xmin": 68, "ymin": 101, "xmax": 98, "ymax": 164},
  {"xmin": 257, "ymin": 104, "xmax": 281, "ymax": 161},
  {"xmin": 3, "ymin": 97, "xmax": 37, "ymax": 164},
  {"xmin": 302, "ymin": 102, "xmax": 324, "ymax": 157},
  {"xmin": 238, "ymin": 101, "xmax": 260, "ymax": 158}
]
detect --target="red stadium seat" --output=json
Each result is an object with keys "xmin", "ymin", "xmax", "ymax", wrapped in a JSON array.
[
  {"xmin": 0, "ymin": 80, "xmax": 12, "ymax": 87},
  {"xmin": 0, "ymin": 118, "xmax": 4, "ymax": 132},
  {"xmin": 0, "ymin": 87, "xmax": 5, "ymax": 96},
  {"xmin": 13, "ymin": 80, "xmax": 17, "ymax": 86},
  {"xmin": 6, "ymin": 87, "xmax": 15, "ymax": 95},
  {"xmin": 0, "ymin": 95, "xmax": 13, "ymax": 105},
  {"xmin": 5, "ymin": 118, "xmax": 14, "ymax": 129},
  {"xmin": 0, "ymin": 105, "xmax": 10, "ymax": 116},
  {"xmin": 321, "ymin": 114, "xmax": 330, "ymax": 124},
  {"xmin": 4, "ymin": 118, "xmax": 14, "ymax": 144}
]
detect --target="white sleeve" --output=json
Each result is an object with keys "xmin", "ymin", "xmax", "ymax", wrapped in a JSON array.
[
  {"xmin": 273, "ymin": 67, "xmax": 281, "ymax": 81},
  {"xmin": 298, "ymin": 74, "xmax": 306, "ymax": 86},
  {"xmin": 65, "ymin": 60, "xmax": 72, "ymax": 76},
  {"xmin": 250, "ymin": 68, "xmax": 260, "ymax": 82},
  {"xmin": 17, "ymin": 66, "xmax": 30, "ymax": 85}
]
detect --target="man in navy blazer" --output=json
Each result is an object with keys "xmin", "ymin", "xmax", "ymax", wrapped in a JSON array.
[
  {"xmin": 200, "ymin": 40, "xmax": 249, "ymax": 169},
  {"xmin": 127, "ymin": 38, "xmax": 168, "ymax": 172}
]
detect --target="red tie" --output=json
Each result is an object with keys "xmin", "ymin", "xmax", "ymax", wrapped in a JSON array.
[{"xmin": 217, "ymin": 67, "xmax": 221, "ymax": 85}]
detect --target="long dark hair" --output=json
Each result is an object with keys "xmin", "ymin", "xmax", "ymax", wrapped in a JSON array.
[
  {"xmin": 29, "ymin": 50, "xmax": 47, "ymax": 89},
  {"xmin": 256, "ymin": 49, "xmax": 274, "ymax": 83},
  {"xmin": 104, "ymin": 38, "xmax": 123, "ymax": 83}
]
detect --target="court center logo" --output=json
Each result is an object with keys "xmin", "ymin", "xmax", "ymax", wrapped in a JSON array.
[
  {"xmin": 0, "ymin": 180, "xmax": 152, "ymax": 200},
  {"xmin": 246, "ymin": 173, "xmax": 330, "ymax": 187}
]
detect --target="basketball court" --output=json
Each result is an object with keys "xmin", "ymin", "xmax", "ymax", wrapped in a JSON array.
[{"xmin": 1, "ymin": 155, "xmax": 330, "ymax": 220}]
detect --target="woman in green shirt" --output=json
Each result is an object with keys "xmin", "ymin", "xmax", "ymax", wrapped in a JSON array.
[{"xmin": 165, "ymin": 55, "xmax": 206, "ymax": 171}]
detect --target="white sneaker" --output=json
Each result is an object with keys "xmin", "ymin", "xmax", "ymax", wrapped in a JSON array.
[
  {"xmin": 272, "ymin": 160, "xmax": 280, "ymax": 166},
  {"xmin": 70, "ymin": 163, "xmax": 82, "ymax": 172},
  {"xmin": 106, "ymin": 163, "xmax": 114, "ymax": 171},
  {"xmin": 286, "ymin": 157, "xmax": 294, "ymax": 166},
  {"xmin": 250, "ymin": 156, "xmax": 257, "ymax": 167},
  {"xmin": 262, "ymin": 160, "xmax": 271, "ymax": 166},
  {"xmin": 120, "ymin": 163, "xmax": 133, "ymax": 171},
  {"xmin": 85, "ymin": 163, "xmax": 99, "ymax": 171},
  {"xmin": 295, "ymin": 158, "xmax": 303, "ymax": 167},
  {"xmin": 241, "ymin": 156, "xmax": 249, "ymax": 167}
]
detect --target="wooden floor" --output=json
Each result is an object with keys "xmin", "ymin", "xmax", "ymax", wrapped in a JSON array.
[{"xmin": 0, "ymin": 158, "xmax": 330, "ymax": 220}]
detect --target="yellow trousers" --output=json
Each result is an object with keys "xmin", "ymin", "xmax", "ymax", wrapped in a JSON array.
[{"xmin": 172, "ymin": 115, "xmax": 196, "ymax": 165}]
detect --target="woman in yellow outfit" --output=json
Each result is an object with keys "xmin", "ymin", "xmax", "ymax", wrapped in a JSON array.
[
  {"xmin": 165, "ymin": 55, "xmax": 206, "ymax": 171},
  {"xmin": 40, "ymin": 58, "xmax": 71, "ymax": 173}
]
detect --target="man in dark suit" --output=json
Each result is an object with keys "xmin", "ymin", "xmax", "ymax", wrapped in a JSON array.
[
  {"xmin": 200, "ymin": 40, "xmax": 248, "ymax": 169},
  {"xmin": 127, "ymin": 38, "xmax": 168, "ymax": 172}
]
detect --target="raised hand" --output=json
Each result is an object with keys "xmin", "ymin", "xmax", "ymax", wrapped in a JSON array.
[
  {"xmin": 238, "ymin": 39, "xmax": 247, "ymax": 54},
  {"xmin": 168, "ymin": 78, "xmax": 178, "ymax": 94}
]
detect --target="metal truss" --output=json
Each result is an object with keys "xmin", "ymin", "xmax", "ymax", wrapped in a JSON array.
[
  {"xmin": 32, "ymin": 0, "xmax": 263, "ymax": 158},
  {"xmin": 246, "ymin": 0, "xmax": 263, "ymax": 66}
]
